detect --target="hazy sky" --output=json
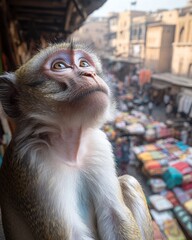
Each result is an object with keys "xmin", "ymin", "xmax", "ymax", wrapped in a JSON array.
[{"xmin": 92, "ymin": 0, "xmax": 188, "ymax": 16}]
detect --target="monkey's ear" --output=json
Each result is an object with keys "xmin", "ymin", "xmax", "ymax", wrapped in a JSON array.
[{"xmin": 0, "ymin": 73, "xmax": 20, "ymax": 118}]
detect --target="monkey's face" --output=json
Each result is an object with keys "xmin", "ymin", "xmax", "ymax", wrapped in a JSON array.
[
  {"xmin": 41, "ymin": 48, "xmax": 111, "ymax": 126},
  {"xmin": 0, "ymin": 42, "xmax": 114, "ymax": 127},
  {"xmin": 42, "ymin": 48, "xmax": 109, "ymax": 103}
]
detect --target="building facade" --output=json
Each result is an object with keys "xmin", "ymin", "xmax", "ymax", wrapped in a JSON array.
[
  {"xmin": 115, "ymin": 10, "xmax": 145, "ymax": 58},
  {"xmin": 145, "ymin": 23, "xmax": 175, "ymax": 73},
  {"xmin": 171, "ymin": 10, "xmax": 192, "ymax": 78},
  {"xmin": 129, "ymin": 14, "xmax": 155, "ymax": 63},
  {"xmin": 107, "ymin": 13, "xmax": 119, "ymax": 56},
  {"xmin": 71, "ymin": 16, "xmax": 109, "ymax": 57},
  {"xmin": 152, "ymin": 9, "xmax": 179, "ymax": 25},
  {"xmin": 128, "ymin": 9, "xmax": 179, "ymax": 67}
]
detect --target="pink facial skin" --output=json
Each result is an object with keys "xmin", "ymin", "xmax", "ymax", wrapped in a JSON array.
[{"xmin": 42, "ymin": 49, "xmax": 109, "ymax": 99}]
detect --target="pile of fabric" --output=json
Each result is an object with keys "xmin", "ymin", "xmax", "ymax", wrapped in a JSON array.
[
  {"xmin": 134, "ymin": 138, "xmax": 192, "ymax": 238},
  {"xmin": 145, "ymin": 121, "xmax": 177, "ymax": 142},
  {"xmin": 114, "ymin": 110, "xmax": 149, "ymax": 135}
]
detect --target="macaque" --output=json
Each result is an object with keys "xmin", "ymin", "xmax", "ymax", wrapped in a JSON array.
[{"xmin": 0, "ymin": 42, "xmax": 153, "ymax": 240}]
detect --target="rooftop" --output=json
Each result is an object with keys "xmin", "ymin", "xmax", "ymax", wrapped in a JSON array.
[{"xmin": 5, "ymin": 0, "xmax": 106, "ymax": 37}]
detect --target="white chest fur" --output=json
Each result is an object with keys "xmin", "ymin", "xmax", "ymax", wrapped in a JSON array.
[{"xmin": 33, "ymin": 129, "xmax": 116, "ymax": 239}]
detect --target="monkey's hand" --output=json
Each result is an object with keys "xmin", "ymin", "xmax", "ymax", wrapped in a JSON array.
[{"xmin": 119, "ymin": 175, "xmax": 154, "ymax": 240}]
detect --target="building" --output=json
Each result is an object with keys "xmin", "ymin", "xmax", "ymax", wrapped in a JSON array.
[
  {"xmin": 107, "ymin": 13, "xmax": 119, "ymax": 56},
  {"xmin": 71, "ymin": 16, "xmax": 109, "ymax": 57},
  {"xmin": 116, "ymin": 9, "xmax": 179, "ymax": 67},
  {"xmin": 171, "ymin": 8, "xmax": 192, "ymax": 78},
  {"xmin": 187, "ymin": 0, "xmax": 192, "ymax": 7},
  {"xmin": 152, "ymin": 9, "xmax": 179, "ymax": 25},
  {"xmin": 129, "ymin": 14, "xmax": 155, "ymax": 65},
  {"xmin": 145, "ymin": 23, "xmax": 175, "ymax": 73},
  {"xmin": 115, "ymin": 10, "xmax": 145, "ymax": 58}
]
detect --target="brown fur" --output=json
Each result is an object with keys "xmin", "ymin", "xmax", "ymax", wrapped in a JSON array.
[{"xmin": 0, "ymin": 42, "xmax": 153, "ymax": 240}]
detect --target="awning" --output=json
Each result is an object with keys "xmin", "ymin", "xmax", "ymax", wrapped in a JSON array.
[
  {"xmin": 151, "ymin": 82, "xmax": 171, "ymax": 90},
  {"xmin": 152, "ymin": 73, "xmax": 192, "ymax": 88}
]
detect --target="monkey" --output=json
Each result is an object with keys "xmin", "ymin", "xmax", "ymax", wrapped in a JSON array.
[{"xmin": 0, "ymin": 41, "xmax": 153, "ymax": 240}]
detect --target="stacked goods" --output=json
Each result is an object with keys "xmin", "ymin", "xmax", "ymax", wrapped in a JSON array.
[
  {"xmin": 145, "ymin": 122, "xmax": 176, "ymax": 142},
  {"xmin": 134, "ymin": 138, "xmax": 192, "ymax": 238},
  {"xmin": 133, "ymin": 138, "xmax": 192, "ymax": 177},
  {"xmin": 150, "ymin": 210, "xmax": 187, "ymax": 240},
  {"xmin": 149, "ymin": 178, "xmax": 166, "ymax": 193}
]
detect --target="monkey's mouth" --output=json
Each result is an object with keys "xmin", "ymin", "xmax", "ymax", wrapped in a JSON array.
[{"xmin": 71, "ymin": 87, "xmax": 108, "ymax": 102}]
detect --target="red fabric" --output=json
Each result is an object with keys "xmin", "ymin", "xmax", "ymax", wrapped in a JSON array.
[
  {"xmin": 172, "ymin": 162, "xmax": 192, "ymax": 175},
  {"xmin": 145, "ymin": 161, "xmax": 161, "ymax": 170},
  {"xmin": 164, "ymin": 191, "xmax": 179, "ymax": 206},
  {"xmin": 182, "ymin": 182, "xmax": 192, "ymax": 191},
  {"xmin": 139, "ymin": 69, "xmax": 151, "ymax": 86}
]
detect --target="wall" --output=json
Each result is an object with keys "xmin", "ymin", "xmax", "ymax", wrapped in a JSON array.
[
  {"xmin": 145, "ymin": 25, "xmax": 175, "ymax": 73},
  {"xmin": 108, "ymin": 13, "xmax": 119, "ymax": 55},
  {"xmin": 71, "ymin": 16, "xmax": 109, "ymax": 57},
  {"xmin": 115, "ymin": 10, "xmax": 145, "ymax": 58},
  {"xmin": 171, "ymin": 13, "xmax": 192, "ymax": 77},
  {"xmin": 145, "ymin": 25, "xmax": 162, "ymax": 72},
  {"xmin": 159, "ymin": 25, "xmax": 175, "ymax": 72}
]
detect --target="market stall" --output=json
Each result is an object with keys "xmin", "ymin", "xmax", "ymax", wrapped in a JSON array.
[{"xmin": 133, "ymin": 138, "xmax": 192, "ymax": 239}]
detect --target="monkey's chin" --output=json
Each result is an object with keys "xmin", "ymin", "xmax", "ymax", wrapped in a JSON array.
[
  {"xmin": 69, "ymin": 91, "xmax": 110, "ymax": 127},
  {"xmin": 75, "ymin": 91, "xmax": 109, "ymax": 110}
]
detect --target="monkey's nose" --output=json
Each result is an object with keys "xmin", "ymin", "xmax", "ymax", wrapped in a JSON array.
[{"xmin": 81, "ymin": 72, "xmax": 96, "ymax": 78}]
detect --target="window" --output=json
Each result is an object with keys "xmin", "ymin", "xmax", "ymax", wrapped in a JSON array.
[
  {"xmin": 179, "ymin": 26, "xmax": 185, "ymax": 42},
  {"xmin": 138, "ymin": 27, "xmax": 142, "ymax": 39},
  {"xmin": 188, "ymin": 64, "xmax": 192, "ymax": 78}
]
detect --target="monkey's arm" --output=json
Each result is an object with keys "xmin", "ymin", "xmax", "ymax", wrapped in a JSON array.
[
  {"xmin": 119, "ymin": 175, "xmax": 154, "ymax": 240},
  {"xmin": 0, "ymin": 143, "xmax": 35, "ymax": 240}
]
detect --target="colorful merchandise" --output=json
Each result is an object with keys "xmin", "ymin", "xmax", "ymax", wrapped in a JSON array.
[
  {"xmin": 149, "ymin": 194, "xmax": 173, "ymax": 211},
  {"xmin": 183, "ymin": 199, "xmax": 192, "ymax": 214},
  {"xmin": 149, "ymin": 178, "xmax": 166, "ymax": 193},
  {"xmin": 173, "ymin": 205, "xmax": 192, "ymax": 238},
  {"xmin": 163, "ymin": 219, "xmax": 187, "ymax": 240},
  {"xmin": 150, "ymin": 209, "xmax": 174, "ymax": 229},
  {"xmin": 172, "ymin": 187, "xmax": 191, "ymax": 205},
  {"xmin": 160, "ymin": 190, "xmax": 179, "ymax": 207},
  {"xmin": 163, "ymin": 168, "xmax": 183, "ymax": 189}
]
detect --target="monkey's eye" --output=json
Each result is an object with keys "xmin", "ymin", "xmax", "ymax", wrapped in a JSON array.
[
  {"xmin": 52, "ymin": 61, "xmax": 66, "ymax": 70},
  {"xmin": 79, "ymin": 60, "xmax": 90, "ymax": 67}
]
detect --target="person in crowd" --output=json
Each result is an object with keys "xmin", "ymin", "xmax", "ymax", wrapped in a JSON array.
[
  {"xmin": 163, "ymin": 93, "xmax": 170, "ymax": 106},
  {"xmin": 131, "ymin": 74, "xmax": 139, "ymax": 88},
  {"xmin": 166, "ymin": 101, "xmax": 173, "ymax": 117},
  {"xmin": 181, "ymin": 122, "xmax": 190, "ymax": 144},
  {"xmin": 119, "ymin": 100, "xmax": 127, "ymax": 112},
  {"xmin": 148, "ymin": 101, "xmax": 154, "ymax": 115},
  {"xmin": 124, "ymin": 73, "xmax": 130, "ymax": 88},
  {"xmin": 127, "ymin": 101, "xmax": 134, "ymax": 112},
  {"xmin": 138, "ymin": 105, "xmax": 145, "ymax": 113}
]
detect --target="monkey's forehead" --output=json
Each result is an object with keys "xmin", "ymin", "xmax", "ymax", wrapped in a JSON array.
[{"xmin": 16, "ymin": 42, "xmax": 102, "ymax": 76}]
